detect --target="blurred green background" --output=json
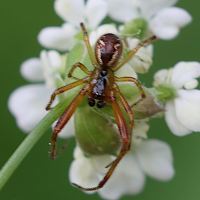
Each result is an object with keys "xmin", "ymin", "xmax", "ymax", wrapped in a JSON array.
[{"xmin": 0, "ymin": 0, "xmax": 200, "ymax": 200}]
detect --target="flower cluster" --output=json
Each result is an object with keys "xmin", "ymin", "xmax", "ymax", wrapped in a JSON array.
[{"xmin": 8, "ymin": 0, "xmax": 200, "ymax": 199}]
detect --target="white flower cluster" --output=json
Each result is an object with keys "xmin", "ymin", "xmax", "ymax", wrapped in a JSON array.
[
  {"xmin": 153, "ymin": 62, "xmax": 200, "ymax": 136},
  {"xmin": 8, "ymin": 0, "xmax": 200, "ymax": 199}
]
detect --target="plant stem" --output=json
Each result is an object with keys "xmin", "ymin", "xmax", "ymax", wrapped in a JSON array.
[{"xmin": 0, "ymin": 99, "xmax": 70, "ymax": 191}]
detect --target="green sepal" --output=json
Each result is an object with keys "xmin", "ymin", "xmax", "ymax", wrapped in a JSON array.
[
  {"xmin": 75, "ymin": 28, "xmax": 91, "ymax": 41},
  {"xmin": 82, "ymin": 49, "xmax": 96, "ymax": 71},
  {"xmin": 75, "ymin": 31, "xmax": 84, "ymax": 41},
  {"xmin": 62, "ymin": 42, "xmax": 88, "ymax": 99},
  {"xmin": 155, "ymin": 83, "xmax": 177, "ymax": 100},
  {"xmin": 121, "ymin": 18, "xmax": 148, "ymax": 39},
  {"xmin": 74, "ymin": 97, "xmax": 121, "ymax": 156},
  {"xmin": 64, "ymin": 42, "xmax": 86, "ymax": 79},
  {"xmin": 55, "ymin": 74, "xmax": 67, "ymax": 103}
]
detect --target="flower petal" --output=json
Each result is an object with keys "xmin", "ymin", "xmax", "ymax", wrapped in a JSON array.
[
  {"xmin": 126, "ymin": 38, "xmax": 152, "ymax": 73},
  {"xmin": 137, "ymin": 139, "xmax": 175, "ymax": 181},
  {"xmin": 20, "ymin": 57, "xmax": 44, "ymax": 82},
  {"xmin": 89, "ymin": 24, "xmax": 118, "ymax": 46},
  {"xmin": 8, "ymin": 84, "xmax": 53, "ymax": 132},
  {"xmin": 98, "ymin": 154, "xmax": 145, "ymax": 199},
  {"xmin": 108, "ymin": 0, "xmax": 139, "ymax": 22},
  {"xmin": 69, "ymin": 157, "xmax": 98, "ymax": 194},
  {"xmin": 115, "ymin": 63, "xmax": 137, "ymax": 79},
  {"xmin": 184, "ymin": 79, "xmax": 199, "ymax": 90},
  {"xmin": 153, "ymin": 69, "xmax": 168, "ymax": 87},
  {"xmin": 137, "ymin": 0, "xmax": 178, "ymax": 19},
  {"xmin": 171, "ymin": 61, "xmax": 200, "ymax": 89},
  {"xmin": 69, "ymin": 146, "xmax": 112, "ymax": 193},
  {"xmin": 175, "ymin": 90, "xmax": 200, "ymax": 132},
  {"xmin": 150, "ymin": 7, "xmax": 192, "ymax": 40},
  {"xmin": 165, "ymin": 100, "xmax": 192, "ymax": 136},
  {"xmin": 38, "ymin": 23, "xmax": 78, "ymax": 51},
  {"xmin": 40, "ymin": 50, "xmax": 65, "ymax": 87},
  {"xmin": 54, "ymin": 0, "xmax": 85, "ymax": 27},
  {"xmin": 133, "ymin": 120, "xmax": 149, "ymax": 139},
  {"xmin": 85, "ymin": 0, "xmax": 108, "ymax": 29}
]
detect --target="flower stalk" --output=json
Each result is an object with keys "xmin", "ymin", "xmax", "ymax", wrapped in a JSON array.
[{"xmin": 0, "ymin": 99, "xmax": 70, "ymax": 191}]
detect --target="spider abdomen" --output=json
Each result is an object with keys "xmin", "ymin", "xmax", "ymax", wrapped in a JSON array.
[{"xmin": 92, "ymin": 69, "xmax": 107, "ymax": 99}]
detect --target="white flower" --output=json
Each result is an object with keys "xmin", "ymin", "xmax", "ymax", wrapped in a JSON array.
[
  {"xmin": 38, "ymin": 23, "xmax": 79, "ymax": 52},
  {"xmin": 153, "ymin": 61, "xmax": 200, "ymax": 136},
  {"xmin": 89, "ymin": 23, "xmax": 118, "ymax": 46},
  {"xmin": 107, "ymin": 0, "xmax": 192, "ymax": 40},
  {"xmin": 38, "ymin": 0, "xmax": 108, "ymax": 51},
  {"xmin": 70, "ymin": 140, "xmax": 174, "ymax": 199},
  {"xmin": 40, "ymin": 50, "xmax": 66, "ymax": 87},
  {"xmin": 8, "ymin": 84, "xmax": 53, "ymax": 132},
  {"xmin": 8, "ymin": 51, "xmax": 75, "ymax": 135},
  {"xmin": 125, "ymin": 37, "xmax": 153, "ymax": 73},
  {"xmin": 69, "ymin": 122, "xmax": 175, "ymax": 199}
]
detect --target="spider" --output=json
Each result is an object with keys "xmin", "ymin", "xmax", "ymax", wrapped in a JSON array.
[{"xmin": 46, "ymin": 22, "xmax": 156, "ymax": 191}]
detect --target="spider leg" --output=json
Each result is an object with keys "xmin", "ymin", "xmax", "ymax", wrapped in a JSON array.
[
  {"xmin": 115, "ymin": 76, "xmax": 146, "ymax": 106},
  {"xmin": 112, "ymin": 35, "xmax": 157, "ymax": 71},
  {"xmin": 46, "ymin": 77, "xmax": 89, "ymax": 110},
  {"xmin": 106, "ymin": 84, "xmax": 134, "ymax": 168},
  {"xmin": 113, "ymin": 84, "xmax": 134, "ymax": 132},
  {"xmin": 80, "ymin": 23, "xmax": 98, "ymax": 67},
  {"xmin": 50, "ymin": 84, "xmax": 90, "ymax": 159},
  {"xmin": 68, "ymin": 62, "xmax": 91, "ymax": 81},
  {"xmin": 54, "ymin": 140, "xmax": 70, "ymax": 158},
  {"xmin": 72, "ymin": 90, "xmax": 131, "ymax": 191}
]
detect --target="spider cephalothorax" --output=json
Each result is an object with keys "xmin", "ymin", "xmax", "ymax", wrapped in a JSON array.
[
  {"xmin": 95, "ymin": 33, "xmax": 123, "ymax": 67},
  {"xmin": 46, "ymin": 22, "xmax": 156, "ymax": 191}
]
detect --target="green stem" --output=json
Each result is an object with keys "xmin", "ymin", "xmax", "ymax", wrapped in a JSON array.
[{"xmin": 0, "ymin": 98, "xmax": 71, "ymax": 191}]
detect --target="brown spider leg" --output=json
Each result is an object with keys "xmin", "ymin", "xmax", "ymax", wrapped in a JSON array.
[
  {"xmin": 106, "ymin": 84, "xmax": 134, "ymax": 168},
  {"xmin": 46, "ymin": 77, "xmax": 89, "ymax": 110},
  {"xmin": 112, "ymin": 35, "xmax": 157, "ymax": 71},
  {"xmin": 68, "ymin": 62, "xmax": 91, "ymax": 81},
  {"xmin": 72, "ymin": 91, "xmax": 131, "ymax": 191},
  {"xmin": 54, "ymin": 140, "xmax": 70, "ymax": 158},
  {"xmin": 80, "ymin": 23, "xmax": 98, "ymax": 67},
  {"xmin": 113, "ymin": 84, "xmax": 134, "ymax": 132},
  {"xmin": 50, "ymin": 84, "xmax": 90, "ymax": 159},
  {"xmin": 115, "ymin": 77, "xmax": 146, "ymax": 106}
]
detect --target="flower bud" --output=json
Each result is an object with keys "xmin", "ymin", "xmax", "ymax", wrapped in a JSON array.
[
  {"xmin": 74, "ymin": 98, "xmax": 122, "ymax": 156},
  {"xmin": 121, "ymin": 18, "xmax": 148, "ymax": 39},
  {"xmin": 99, "ymin": 84, "xmax": 164, "ymax": 120}
]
